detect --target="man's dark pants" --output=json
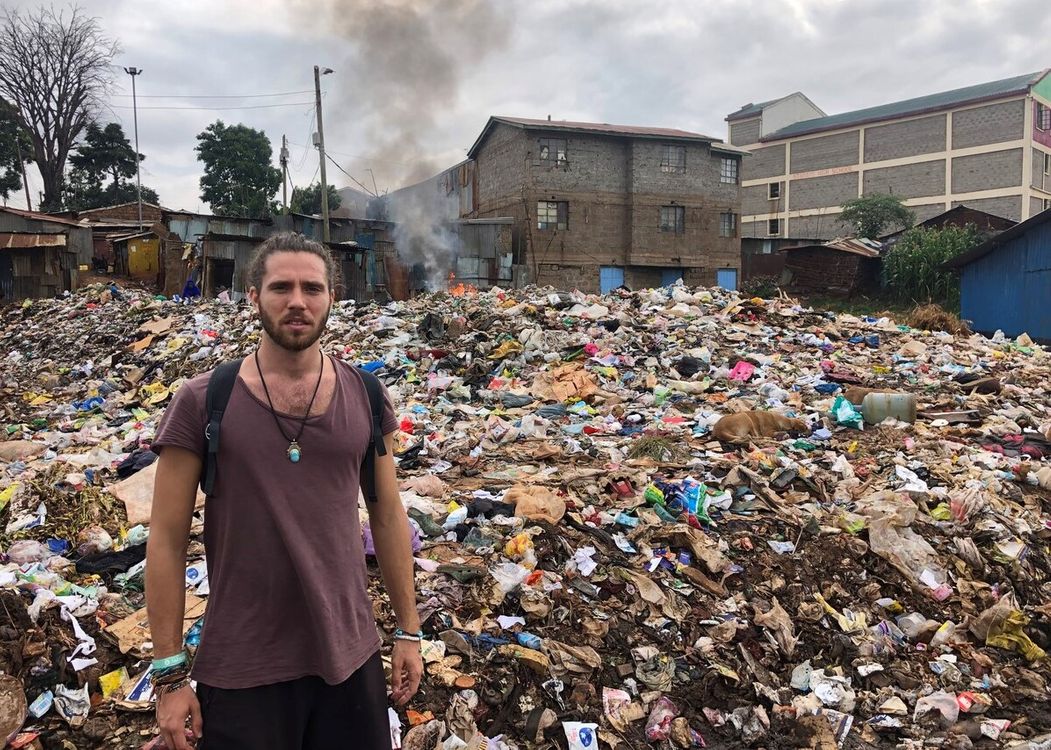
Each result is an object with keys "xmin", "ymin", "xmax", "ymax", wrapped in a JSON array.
[{"xmin": 196, "ymin": 651, "xmax": 390, "ymax": 749}]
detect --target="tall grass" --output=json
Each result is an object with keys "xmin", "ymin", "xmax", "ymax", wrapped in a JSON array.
[{"xmin": 882, "ymin": 226, "xmax": 983, "ymax": 311}]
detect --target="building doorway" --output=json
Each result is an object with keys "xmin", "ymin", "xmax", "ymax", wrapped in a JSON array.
[
  {"xmin": 599, "ymin": 266, "xmax": 624, "ymax": 294},
  {"xmin": 716, "ymin": 268, "xmax": 738, "ymax": 291}
]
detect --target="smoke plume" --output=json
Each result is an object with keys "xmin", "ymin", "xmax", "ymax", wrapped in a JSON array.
[
  {"xmin": 301, "ymin": 0, "xmax": 513, "ymax": 286},
  {"xmin": 311, "ymin": 0, "xmax": 513, "ymax": 189}
]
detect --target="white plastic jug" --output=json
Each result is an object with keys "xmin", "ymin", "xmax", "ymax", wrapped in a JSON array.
[{"xmin": 861, "ymin": 392, "xmax": 917, "ymax": 425}]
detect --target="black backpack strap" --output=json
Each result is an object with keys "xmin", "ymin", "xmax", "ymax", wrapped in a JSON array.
[
  {"xmin": 358, "ymin": 369, "xmax": 388, "ymax": 503},
  {"xmin": 201, "ymin": 358, "xmax": 244, "ymax": 496}
]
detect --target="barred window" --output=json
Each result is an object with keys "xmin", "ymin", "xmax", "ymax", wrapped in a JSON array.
[
  {"xmin": 538, "ymin": 138, "xmax": 568, "ymax": 164},
  {"xmin": 537, "ymin": 200, "xmax": 568, "ymax": 230},
  {"xmin": 661, "ymin": 145, "xmax": 686, "ymax": 173},
  {"xmin": 720, "ymin": 212, "xmax": 737, "ymax": 237},
  {"xmin": 660, "ymin": 205, "xmax": 685, "ymax": 233},
  {"xmin": 1037, "ymin": 103, "xmax": 1051, "ymax": 131},
  {"xmin": 720, "ymin": 158, "xmax": 739, "ymax": 184}
]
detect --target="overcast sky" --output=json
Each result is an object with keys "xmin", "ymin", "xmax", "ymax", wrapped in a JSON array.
[{"xmin": 6, "ymin": 0, "xmax": 1051, "ymax": 213}]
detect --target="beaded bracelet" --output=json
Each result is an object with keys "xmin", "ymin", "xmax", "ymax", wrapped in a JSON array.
[{"xmin": 394, "ymin": 628, "xmax": 423, "ymax": 642}]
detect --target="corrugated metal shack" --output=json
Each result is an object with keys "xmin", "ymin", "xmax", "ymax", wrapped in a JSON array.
[
  {"xmin": 0, "ymin": 232, "xmax": 72, "ymax": 303},
  {"xmin": 53, "ymin": 202, "xmax": 169, "ymax": 269},
  {"xmin": 945, "ymin": 207, "xmax": 1051, "ymax": 341},
  {"xmin": 163, "ymin": 210, "xmax": 400, "ymax": 302},
  {"xmin": 453, "ymin": 218, "xmax": 515, "ymax": 289},
  {"xmin": 0, "ymin": 207, "xmax": 89, "ymax": 302}
]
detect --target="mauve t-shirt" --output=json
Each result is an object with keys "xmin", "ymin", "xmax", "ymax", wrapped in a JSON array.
[{"xmin": 151, "ymin": 356, "xmax": 397, "ymax": 689}]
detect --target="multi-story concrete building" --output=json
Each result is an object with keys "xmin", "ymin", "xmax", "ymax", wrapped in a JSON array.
[
  {"xmin": 468, "ymin": 116, "xmax": 745, "ymax": 292},
  {"xmin": 727, "ymin": 70, "xmax": 1051, "ymax": 242},
  {"xmin": 378, "ymin": 116, "xmax": 746, "ymax": 293}
]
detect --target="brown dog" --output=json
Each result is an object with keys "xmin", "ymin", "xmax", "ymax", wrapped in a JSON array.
[{"xmin": 712, "ymin": 411, "xmax": 809, "ymax": 443}]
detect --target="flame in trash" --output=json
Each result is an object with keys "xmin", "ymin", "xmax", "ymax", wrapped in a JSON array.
[{"xmin": 448, "ymin": 272, "xmax": 477, "ymax": 297}]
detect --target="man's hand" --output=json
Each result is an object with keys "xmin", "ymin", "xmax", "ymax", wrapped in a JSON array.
[
  {"xmin": 156, "ymin": 685, "xmax": 202, "ymax": 749},
  {"xmin": 390, "ymin": 639, "xmax": 423, "ymax": 705}
]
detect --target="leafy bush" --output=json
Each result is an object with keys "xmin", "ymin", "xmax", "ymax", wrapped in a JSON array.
[{"xmin": 882, "ymin": 225, "xmax": 983, "ymax": 311}]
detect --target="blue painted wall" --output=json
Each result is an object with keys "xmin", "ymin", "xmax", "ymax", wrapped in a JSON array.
[{"xmin": 960, "ymin": 220, "xmax": 1051, "ymax": 340}]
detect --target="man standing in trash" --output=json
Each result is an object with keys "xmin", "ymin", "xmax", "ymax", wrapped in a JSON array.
[{"xmin": 146, "ymin": 232, "xmax": 423, "ymax": 749}]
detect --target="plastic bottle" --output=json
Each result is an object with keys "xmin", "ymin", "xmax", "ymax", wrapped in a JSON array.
[{"xmin": 861, "ymin": 393, "xmax": 917, "ymax": 425}]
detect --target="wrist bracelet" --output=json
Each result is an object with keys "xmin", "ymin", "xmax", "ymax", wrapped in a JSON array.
[
  {"xmin": 152, "ymin": 652, "xmax": 188, "ymax": 671},
  {"xmin": 152, "ymin": 663, "xmax": 190, "ymax": 680},
  {"xmin": 153, "ymin": 668, "xmax": 190, "ymax": 684},
  {"xmin": 394, "ymin": 628, "xmax": 423, "ymax": 642},
  {"xmin": 155, "ymin": 678, "xmax": 191, "ymax": 696}
]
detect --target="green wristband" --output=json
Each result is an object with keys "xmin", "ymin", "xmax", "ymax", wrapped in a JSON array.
[{"xmin": 152, "ymin": 652, "xmax": 188, "ymax": 671}]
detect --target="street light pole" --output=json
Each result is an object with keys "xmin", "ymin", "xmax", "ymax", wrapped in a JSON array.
[
  {"xmin": 313, "ymin": 65, "xmax": 333, "ymax": 243},
  {"xmin": 123, "ymin": 66, "xmax": 144, "ymax": 231}
]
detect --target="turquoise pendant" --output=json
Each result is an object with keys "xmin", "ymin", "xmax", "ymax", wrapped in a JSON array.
[{"xmin": 287, "ymin": 442, "xmax": 302, "ymax": 463}]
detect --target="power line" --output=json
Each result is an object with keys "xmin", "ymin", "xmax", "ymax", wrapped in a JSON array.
[
  {"xmin": 287, "ymin": 140, "xmax": 420, "ymax": 169},
  {"xmin": 108, "ymin": 101, "xmax": 315, "ymax": 111},
  {"xmin": 326, "ymin": 153, "xmax": 378, "ymax": 197},
  {"xmin": 295, "ymin": 110, "xmax": 316, "ymax": 171},
  {"xmin": 111, "ymin": 89, "xmax": 314, "ymax": 100}
]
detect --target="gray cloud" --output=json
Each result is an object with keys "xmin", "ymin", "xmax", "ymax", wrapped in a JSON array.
[{"xmin": 5, "ymin": 0, "xmax": 1049, "ymax": 212}]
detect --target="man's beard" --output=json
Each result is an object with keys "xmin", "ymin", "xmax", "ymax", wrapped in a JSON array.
[{"xmin": 259, "ymin": 304, "xmax": 330, "ymax": 352}]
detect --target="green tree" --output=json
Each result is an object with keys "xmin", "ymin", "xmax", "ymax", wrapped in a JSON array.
[
  {"xmin": 841, "ymin": 193, "xmax": 916, "ymax": 239},
  {"xmin": 64, "ymin": 172, "xmax": 160, "ymax": 211},
  {"xmin": 69, "ymin": 122, "xmax": 138, "ymax": 190},
  {"xmin": 882, "ymin": 225, "xmax": 983, "ymax": 310},
  {"xmin": 64, "ymin": 121, "xmax": 161, "ymax": 210},
  {"xmin": 290, "ymin": 182, "xmax": 342, "ymax": 215},
  {"xmin": 195, "ymin": 121, "xmax": 281, "ymax": 218},
  {"xmin": 0, "ymin": 6, "xmax": 119, "ymax": 210},
  {"xmin": 0, "ymin": 98, "xmax": 33, "ymax": 202}
]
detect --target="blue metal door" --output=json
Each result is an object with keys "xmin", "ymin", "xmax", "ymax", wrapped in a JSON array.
[
  {"xmin": 716, "ymin": 268, "xmax": 738, "ymax": 291},
  {"xmin": 1023, "ymin": 269, "xmax": 1051, "ymax": 341},
  {"xmin": 661, "ymin": 268, "xmax": 683, "ymax": 286},
  {"xmin": 600, "ymin": 266, "xmax": 624, "ymax": 293}
]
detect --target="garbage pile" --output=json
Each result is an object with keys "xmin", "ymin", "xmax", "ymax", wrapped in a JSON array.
[{"xmin": 1, "ymin": 282, "xmax": 1050, "ymax": 749}]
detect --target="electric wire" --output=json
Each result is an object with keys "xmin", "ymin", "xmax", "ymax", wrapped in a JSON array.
[
  {"xmin": 108, "ymin": 101, "xmax": 315, "ymax": 111},
  {"xmin": 111, "ymin": 89, "xmax": 314, "ymax": 99}
]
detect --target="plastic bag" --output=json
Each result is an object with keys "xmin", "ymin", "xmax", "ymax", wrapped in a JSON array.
[
  {"xmin": 6, "ymin": 539, "xmax": 51, "ymax": 564},
  {"xmin": 645, "ymin": 696, "xmax": 679, "ymax": 741},
  {"xmin": 504, "ymin": 485, "xmax": 566, "ymax": 524},
  {"xmin": 831, "ymin": 396, "xmax": 864, "ymax": 429},
  {"xmin": 563, "ymin": 722, "xmax": 599, "ymax": 750},
  {"xmin": 969, "ymin": 593, "xmax": 1047, "ymax": 662},
  {"xmin": 76, "ymin": 525, "xmax": 113, "ymax": 555},
  {"xmin": 490, "ymin": 562, "xmax": 531, "ymax": 594},
  {"xmin": 914, "ymin": 690, "xmax": 959, "ymax": 725}
]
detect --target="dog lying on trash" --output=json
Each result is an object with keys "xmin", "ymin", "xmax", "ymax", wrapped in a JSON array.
[{"xmin": 712, "ymin": 411, "xmax": 809, "ymax": 444}]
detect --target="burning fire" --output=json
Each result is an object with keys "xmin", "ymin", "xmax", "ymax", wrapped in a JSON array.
[{"xmin": 447, "ymin": 272, "xmax": 477, "ymax": 297}]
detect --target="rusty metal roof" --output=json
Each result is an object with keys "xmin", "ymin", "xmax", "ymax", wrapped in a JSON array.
[
  {"xmin": 0, "ymin": 232, "xmax": 67, "ymax": 249},
  {"xmin": 468, "ymin": 116, "xmax": 733, "ymax": 158},
  {"xmin": 0, "ymin": 205, "xmax": 86, "ymax": 228},
  {"xmin": 779, "ymin": 236, "xmax": 883, "ymax": 258}
]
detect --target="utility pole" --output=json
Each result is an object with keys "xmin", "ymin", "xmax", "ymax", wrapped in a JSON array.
[
  {"xmin": 14, "ymin": 137, "xmax": 31, "ymax": 211},
  {"xmin": 123, "ymin": 66, "xmax": 144, "ymax": 230},
  {"xmin": 280, "ymin": 134, "xmax": 289, "ymax": 215},
  {"xmin": 313, "ymin": 65, "xmax": 333, "ymax": 243}
]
